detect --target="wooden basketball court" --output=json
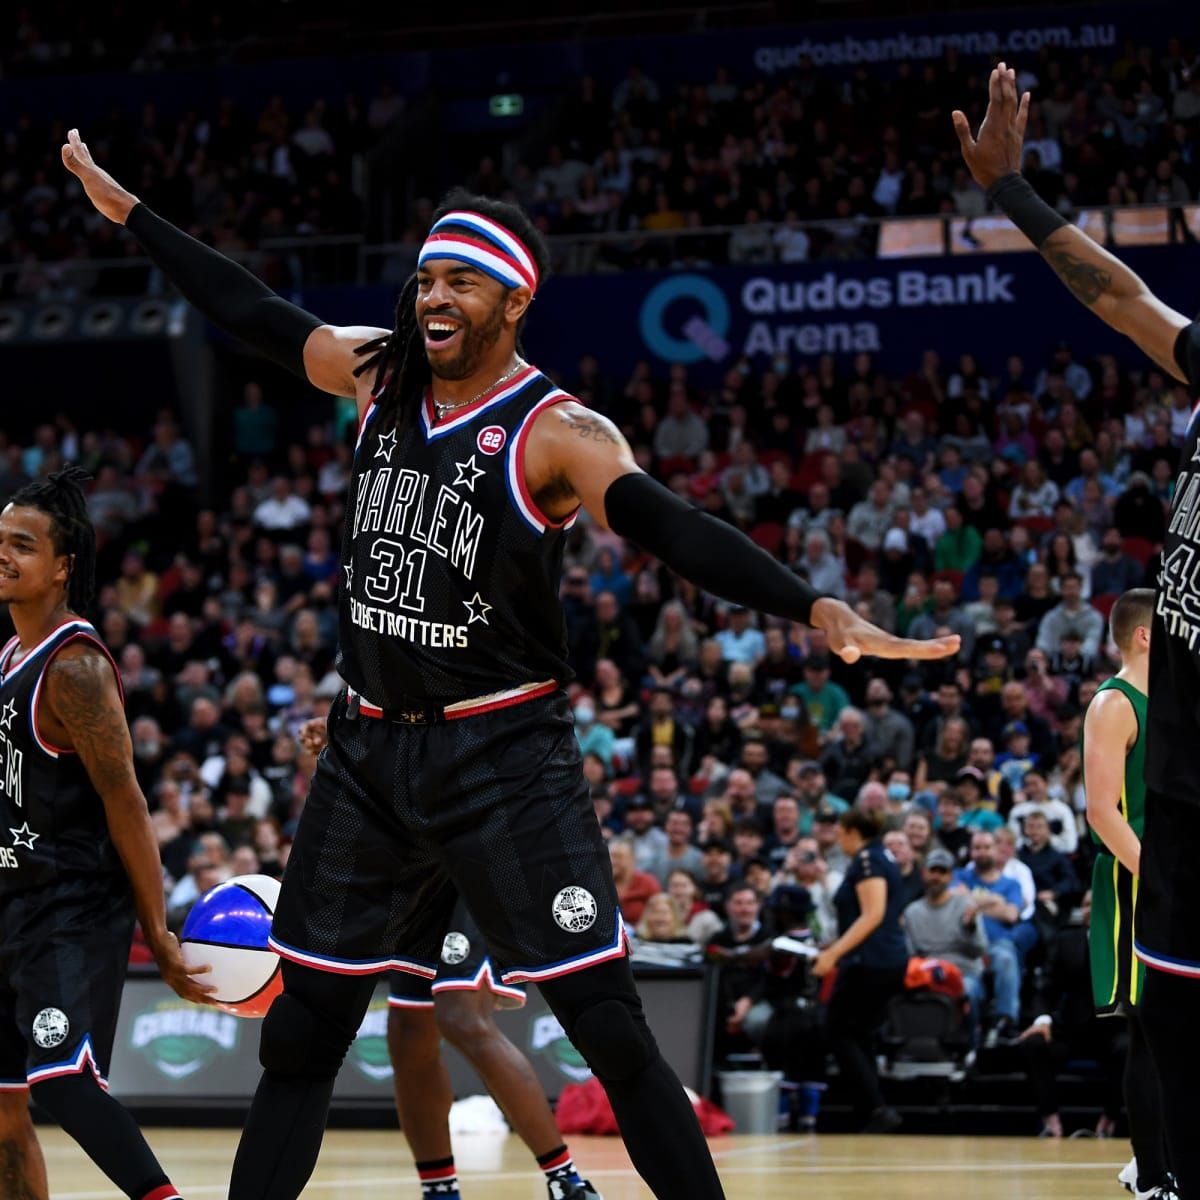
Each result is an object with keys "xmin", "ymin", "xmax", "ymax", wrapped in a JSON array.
[{"xmin": 42, "ymin": 1129, "xmax": 1131, "ymax": 1198}]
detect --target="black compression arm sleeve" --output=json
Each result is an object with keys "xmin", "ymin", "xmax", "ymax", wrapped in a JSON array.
[
  {"xmin": 125, "ymin": 203, "xmax": 323, "ymax": 379},
  {"xmin": 604, "ymin": 471, "xmax": 828, "ymax": 625},
  {"xmin": 985, "ymin": 173, "xmax": 1068, "ymax": 248}
]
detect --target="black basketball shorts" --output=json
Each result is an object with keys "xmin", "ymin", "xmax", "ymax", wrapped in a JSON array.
[
  {"xmin": 270, "ymin": 689, "xmax": 626, "ymax": 987},
  {"xmin": 1136, "ymin": 788, "xmax": 1200, "ymax": 977},
  {"xmin": 388, "ymin": 891, "xmax": 526, "ymax": 1010},
  {"xmin": 0, "ymin": 875, "xmax": 134, "ymax": 1092}
]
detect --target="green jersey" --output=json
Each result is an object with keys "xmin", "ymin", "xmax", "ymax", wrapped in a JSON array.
[
  {"xmin": 1082, "ymin": 674, "xmax": 1147, "ymax": 1014},
  {"xmin": 1084, "ymin": 676, "xmax": 1147, "ymax": 842}
]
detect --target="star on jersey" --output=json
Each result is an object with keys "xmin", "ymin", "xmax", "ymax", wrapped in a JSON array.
[
  {"xmin": 452, "ymin": 455, "xmax": 487, "ymax": 493},
  {"xmin": 374, "ymin": 427, "xmax": 398, "ymax": 464},
  {"xmin": 0, "ymin": 700, "xmax": 14, "ymax": 732},
  {"xmin": 463, "ymin": 592, "xmax": 493, "ymax": 625},
  {"xmin": 9, "ymin": 823, "xmax": 37, "ymax": 851},
  {"xmin": 343, "ymin": 562, "xmax": 354, "ymax": 588}
]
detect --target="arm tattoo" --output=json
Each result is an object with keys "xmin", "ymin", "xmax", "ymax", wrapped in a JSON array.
[
  {"xmin": 0, "ymin": 1140, "xmax": 44, "ymax": 1200},
  {"xmin": 45, "ymin": 650, "xmax": 136, "ymax": 795},
  {"xmin": 561, "ymin": 411, "xmax": 621, "ymax": 445},
  {"xmin": 1041, "ymin": 236, "xmax": 1113, "ymax": 306}
]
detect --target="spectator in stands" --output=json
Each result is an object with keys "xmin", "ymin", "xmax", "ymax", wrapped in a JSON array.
[
  {"xmin": 904, "ymin": 847, "xmax": 989, "ymax": 1036},
  {"xmin": 935, "ymin": 790, "xmax": 973, "ymax": 865},
  {"xmin": 1018, "ymin": 811, "xmax": 1079, "ymax": 927},
  {"xmin": 654, "ymin": 810, "xmax": 703, "ymax": 886},
  {"xmin": 666, "ymin": 869, "xmax": 722, "ymax": 944},
  {"xmin": 253, "ymin": 476, "xmax": 311, "ymax": 532},
  {"xmin": 609, "ymin": 838, "xmax": 660, "ymax": 925},
  {"xmin": 847, "ymin": 480, "xmax": 896, "ymax": 552},
  {"xmin": 636, "ymin": 894, "xmax": 692, "ymax": 945},
  {"xmin": 821, "ymin": 707, "xmax": 879, "ymax": 801},
  {"xmin": 813, "ymin": 810, "xmax": 907, "ymax": 1132},
  {"xmin": 714, "ymin": 606, "xmax": 766, "ymax": 666},
  {"xmin": 884, "ymin": 830, "xmax": 923, "ymax": 908},
  {"xmin": 791, "ymin": 655, "xmax": 849, "ymax": 734},
  {"xmin": 707, "ymin": 884, "xmax": 772, "ymax": 1061},
  {"xmin": 907, "ymin": 575, "xmax": 977, "ymax": 662},
  {"xmin": 1009, "ymin": 769, "xmax": 1080, "ymax": 856},
  {"xmin": 653, "ymin": 387, "xmax": 708, "ymax": 460},
  {"xmin": 1035, "ymin": 572, "xmax": 1104, "ymax": 658},
  {"xmin": 798, "ymin": 529, "xmax": 847, "ymax": 599},
  {"xmin": 1091, "ymin": 528, "xmax": 1144, "ymax": 596},
  {"xmin": 592, "ymin": 656, "xmax": 641, "ymax": 738},
  {"xmin": 740, "ymin": 736, "xmax": 789, "ymax": 806},
  {"xmin": 915, "ymin": 716, "xmax": 970, "ymax": 791},
  {"xmin": 955, "ymin": 830, "xmax": 1037, "ymax": 1036},
  {"xmin": 646, "ymin": 600, "xmax": 699, "ymax": 689},
  {"xmin": 698, "ymin": 838, "xmax": 736, "ymax": 919},
  {"xmin": 635, "ymin": 687, "xmax": 694, "ymax": 778},
  {"xmin": 573, "ymin": 693, "xmax": 616, "ymax": 774},
  {"xmin": 863, "ymin": 678, "xmax": 915, "ymax": 771},
  {"xmin": 583, "ymin": 594, "xmax": 645, "ymax": 683}
]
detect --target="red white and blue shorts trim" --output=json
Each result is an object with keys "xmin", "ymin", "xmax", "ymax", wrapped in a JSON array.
[
  {"xmin": 0, "ymin": 1033, "xmax": 110, "ymax": 1092},
  {"xmin": 388, "ymin": 957, "xmax": 527, "ymax": 1010},
  {"xmin": 271, "ymin": 917, "xmax": 628, "ymax": 987}
]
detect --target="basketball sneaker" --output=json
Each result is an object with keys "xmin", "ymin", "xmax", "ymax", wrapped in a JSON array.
[
  {"xmin": 1118, "ymin": 1159, "xmax": 1137, "ymax": 1193},
  {"xmin": 548, "ymin": 1181, "xmax": 603, "ymax": 1200}
]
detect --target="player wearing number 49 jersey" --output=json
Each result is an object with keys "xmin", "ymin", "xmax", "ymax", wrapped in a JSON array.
[
  {"xmin": 0, "ymin": 469, "xmax": 212, "ymax": 1200},
  {"xmin": 72, "ymin": 127, "xmax": 957, "ymax": 1199},
  {"xmin": 954, "ymin": 60, "xmax": 1200, "ymax": 1200}
]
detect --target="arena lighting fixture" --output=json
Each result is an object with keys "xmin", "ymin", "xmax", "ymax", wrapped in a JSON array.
[
  {"xmin": 81, "ymin": 302, "xmax": 122, "ymax": 336},
  {"xmin": 130, "ymin": 299, "xmax": 170, "ymax": 335},
  {"xmin": 0, "ymin": 308, "xmax": 24, "ymax": 342},
  {"xmin": 31, "ymin": 305, "xmax": 71, "ymax": 339}
]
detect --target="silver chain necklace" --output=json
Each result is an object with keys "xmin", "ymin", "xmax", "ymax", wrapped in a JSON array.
[{"xmin": 434, "ymin": 358, "xmax": 525, "ymax": 420}]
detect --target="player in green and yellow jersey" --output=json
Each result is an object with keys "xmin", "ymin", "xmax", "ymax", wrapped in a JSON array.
[{"xmin": 1082, "ymin": 589, "xmax": 1168, "ymax": 1198}]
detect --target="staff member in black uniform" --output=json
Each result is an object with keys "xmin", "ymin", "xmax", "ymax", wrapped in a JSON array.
[
  {"xmin": 955, "ymin": 62, "xmax": 1200, "ymax": 1196},
  {"xmin": 813, "ymin": 809, "xmax": 907, "ymax": 1132},
  {"xmin": 63, "ymin": 131, "xmax": 958, "ymax": 1200},
  {"xmin": 0, "ymin": 469, "xmax": 212, "ymax": 1200}
]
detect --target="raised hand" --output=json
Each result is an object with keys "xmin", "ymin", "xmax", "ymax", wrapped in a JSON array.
[
  {"xmin": 811, "ymin": 597, "xmax": 960, "ymax": 664},
  {"xmin": 951, "ymin": 62, "xmax": 1031, "ymax": 190},
  {"xmin": 61, "ymin": 128, "xmax": 139, "ymax": 224}
]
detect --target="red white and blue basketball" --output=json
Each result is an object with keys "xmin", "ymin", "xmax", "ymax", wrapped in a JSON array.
[{"xmin": 181, "ymin": 874, "xmax": 283, "ymax": 1018}]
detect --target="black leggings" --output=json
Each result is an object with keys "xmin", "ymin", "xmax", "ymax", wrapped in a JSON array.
[
  {"xmin": 826, "ymin": 963, "xmax": 905, "ymax": 1121},
  {"xmin": 230, "ymin": 956, "xmax": 725, "ymax": 1200},
  {"xmin": 1142, "ymin": 969, "xmax": 1199, "ymax": 1198},
  {"xmin": 1125, "ymin": 1007, "xmax": 1168, "ymax": 1192}
]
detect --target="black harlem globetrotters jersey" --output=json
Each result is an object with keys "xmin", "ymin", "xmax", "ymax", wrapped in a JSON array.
[
  {"xmin": 1148, "ymin": 321, "xmax": 1200, "ymax": 802},
  {"xmin": 337, "ymin": 364, "xmax": 580, "ymax": 706},
  {"xmin": 0, "ymin": 619, "xmax": 126, "ymax": 896}
]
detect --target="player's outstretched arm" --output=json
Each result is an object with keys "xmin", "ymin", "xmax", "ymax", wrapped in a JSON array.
[
  {"xmin": 532, "ymin": 403, "xmax": 959, "ymax": 664},
  {"xmin": 42, "ymin": 644, "xmax": 216, "ymax": 1005},
  {"xmin": 953, "ymin": 64, "xmax": 1190, "ymax": 380},
  {"xmin": 1082, "ymin": 689, "xmax": 1142, "ymax": 876},
  {"xmin": 61, "ymin": 129, "xmax": 387, "ymax": 400}
]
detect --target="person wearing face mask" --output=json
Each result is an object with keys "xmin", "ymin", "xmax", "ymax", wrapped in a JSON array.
[
  {"xmin": 1090, "ymin": 529, "xmax": 1145, "ymax": 597},
  {"xmin": 884, "ymin": 772, "xmax": 913, "ymax": 818},
  {"xmin": 862, "ymin": 677, "xmax": 915, "ymax": 772},
  {"xmin": 572, "ymin": 692, "xmax": 615, "ymax": 774}
]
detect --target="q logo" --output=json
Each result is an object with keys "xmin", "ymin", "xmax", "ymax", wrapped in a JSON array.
[{"xmin": 638, "ymin": 275, "xmax": 731, "ymax": 365}]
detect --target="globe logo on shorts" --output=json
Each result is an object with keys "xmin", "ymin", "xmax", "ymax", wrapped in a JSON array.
[
  {"xmin": 441, "ymin": 931, "xmax": 471, "ymax": 965},
  {"xmin": 32, "ymin": 1007, "xmax": 69, "ymax": 1050},
  {"xmin": 552, "ymin": 887, "xmax": 597, "ymax": 934}
]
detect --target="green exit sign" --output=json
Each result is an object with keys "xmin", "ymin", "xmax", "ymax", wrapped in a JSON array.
[{"xmin": 489, "ymin": 94, "xmax": 525, "ymax": 117}]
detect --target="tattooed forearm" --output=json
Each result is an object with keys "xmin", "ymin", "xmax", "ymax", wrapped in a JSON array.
[
  {"xmin": 0, "ymin": 1139, "xmax": 48, "ymax": 1200},
  {"xmin": 561, "ymin": 412, "xmax": 621, "ymax": 445},
  {"xmin": 1041, "ymin": 234, "xmax": 1113, "ymax": 306},
  {"xmin": 45, "ymin": 648, "xmax": 137, "ymax": 794}
]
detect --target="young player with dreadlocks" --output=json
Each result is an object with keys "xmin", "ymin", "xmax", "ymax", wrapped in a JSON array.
[
  {"xmin": 0, "ymin": 467, "xmax": 213, "ymax": 1200},
  {"xmin": 63, "ymin": 128, "xmax": 958, "ymax": 1199}
]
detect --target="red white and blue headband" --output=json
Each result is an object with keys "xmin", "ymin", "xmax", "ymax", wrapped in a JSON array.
[{"xmin": 418, "ymin": 210, "xmax": 540, "ymax": 294}]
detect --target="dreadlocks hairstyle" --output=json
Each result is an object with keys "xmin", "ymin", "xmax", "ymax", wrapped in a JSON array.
[
  {"xmin": 351, "ymin": 188, "xmax": 550, "ymax": 436},
  {"xmin": 8, "ymin": 465, "xmax": 96, "ymax": 615}
]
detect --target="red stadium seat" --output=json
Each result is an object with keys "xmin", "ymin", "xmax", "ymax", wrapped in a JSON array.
[
  {"xmin": 750, "ymin": 522, "xmax": 785, "ymax": 554},
  {"xmin": 758, "ymin": 450, "xmax": 792, "ymax": 469},
  {"xmin": 1016, "ymin": 516, "xmax": 1053, "ymax": 537},
  {"xmin": 657, "ymin": 455, "xmax": 696, "ymax": 477},
  {"xmin": 612, "ymin": 776, "xmax": 641, "ymax": 797},
  {"xmin": 1091, "ymin": 593, "xmax": 1118, "ymax": 621},
  {"xmin": 1122, "ymin": 537, "xmax": 1155, "ymax": 568}
]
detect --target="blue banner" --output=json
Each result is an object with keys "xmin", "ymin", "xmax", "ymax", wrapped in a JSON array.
[
  {"xmin": 0, "ymin": 4, "xmax": 1180, "ymax": 129},
  {"xmin": 302, "ymin": 243, "xmax": 1200, "ymax": 385}
]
